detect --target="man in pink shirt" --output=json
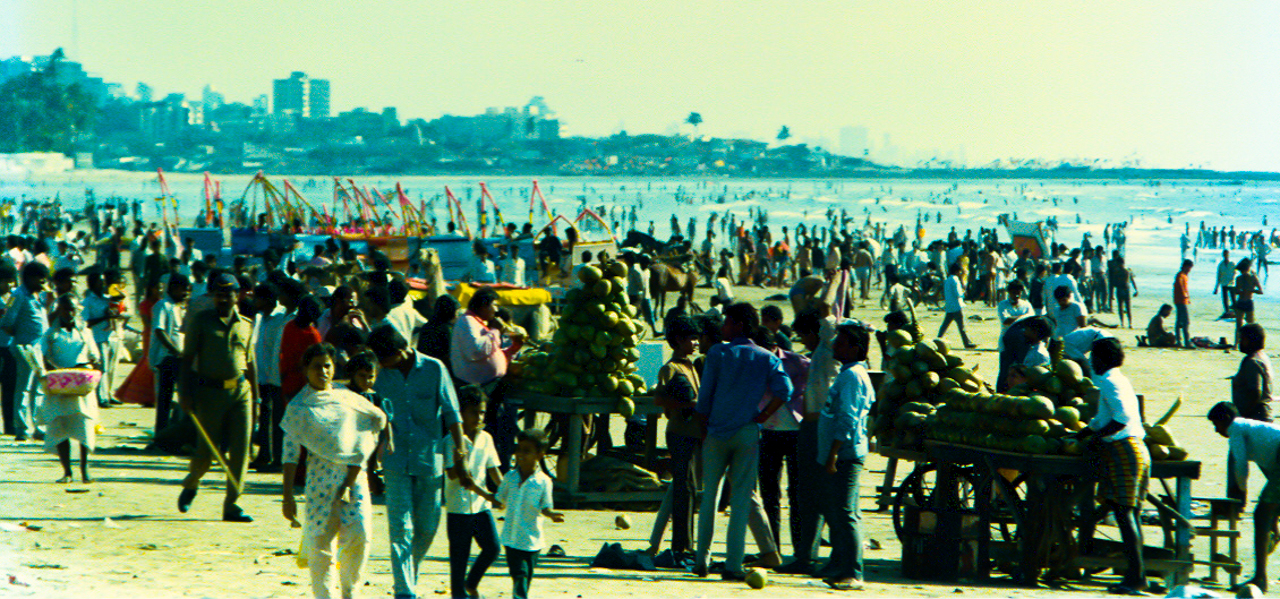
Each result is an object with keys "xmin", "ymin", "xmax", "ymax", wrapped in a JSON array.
[
  {"xmin": 449, "ymin": 288, "xmax": 523, "ymax": 387},
  {"xmin": 450, "ymin": 287, "xmax": 524, "ymax": 466}
]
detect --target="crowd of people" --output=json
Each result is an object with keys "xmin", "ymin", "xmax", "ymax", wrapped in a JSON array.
[{"xmin": 5, "ymin": 196, "xmax": 1280, "ymax": 597}]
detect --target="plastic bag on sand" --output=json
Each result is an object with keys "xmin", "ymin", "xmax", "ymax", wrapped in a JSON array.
[
  {"xmin": 295, "ymin": 519, "xmax": 310, "ymax": 569},
  {"xmin": 1164, "ymin": 586, "xmax": 1222, "ymax": 599}
]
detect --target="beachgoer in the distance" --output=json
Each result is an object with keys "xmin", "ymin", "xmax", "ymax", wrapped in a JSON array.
[
  {"xmin": 1109, "ymin": 253, "xmax": 1138, "ymax": 329},
  {"xmin": 1174, "ymin": 259, "xmax": 1193, "ymax": 348},
  {"xmin": 1234, "ymin": 258, "xmax": 1263, "ymax": 347},
  {"xmin": 937, "ymin": 262, "xmax": 976, "ymax": 349},
  {"xmin": 1215, "ymin": 249, "xmax": 1236, "ymax": 320}
]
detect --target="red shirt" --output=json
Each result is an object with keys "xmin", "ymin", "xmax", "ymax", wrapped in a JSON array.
[
  {"xmin": 1174, "ymin": 271, "xmax": 1190, "ymax": 305},
  {"xmin": 279, "ymin": 320, "xmax": 323, "ymax": 400}
]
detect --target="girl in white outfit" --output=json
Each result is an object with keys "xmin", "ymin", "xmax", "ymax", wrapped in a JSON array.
[{"xmin": 281, "ymin": 343, "xmax": 387, "ymax": 599}]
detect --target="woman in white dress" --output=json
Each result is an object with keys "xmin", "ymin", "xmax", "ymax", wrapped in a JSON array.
[
  {"xmin": 280, "ymin": 343, "xmax": 387, "ymax": 599},
  {"xmin": 40, "ymin": 295, "xmax": 101, "ymax": 483}
]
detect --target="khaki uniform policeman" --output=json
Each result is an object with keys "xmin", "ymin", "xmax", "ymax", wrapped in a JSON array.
[{"xmin": 177, "ymin": 273, "xmax": 259, "ymax": 522}]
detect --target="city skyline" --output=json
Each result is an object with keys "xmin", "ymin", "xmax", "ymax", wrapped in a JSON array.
[{"xmin": 3, "ymin": 1, "xmax": 1279, "ymax": 171}]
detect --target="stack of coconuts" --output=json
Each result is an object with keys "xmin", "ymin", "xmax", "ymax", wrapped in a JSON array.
[
  {"xmin": 872, "ymin": 323, "xmax": 988, "ymax": 448},
  {"xmin": 880, "ymin": 324, "xmax": 1191, "ymax": 459},
  {"xmin": 511, "ymin": 260, "xmax": 649, "ymax": 416}
]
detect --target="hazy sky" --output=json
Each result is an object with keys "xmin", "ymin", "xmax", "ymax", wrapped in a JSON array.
[{"xmin": 4, "ymin": 1, "xmax": 1280, "ymax": 171}]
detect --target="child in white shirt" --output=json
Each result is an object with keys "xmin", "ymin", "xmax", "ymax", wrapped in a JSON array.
[
  {"xmin": 41, "ymin": 295, "xmax": 101, "ymax": 483},
  {"xmin": 493, "ymin": 428, "xmax": 564, "ymax": 599},
  {"xmin": 444, "ymin": 386, "xmax": 503, "ymax": 599}
]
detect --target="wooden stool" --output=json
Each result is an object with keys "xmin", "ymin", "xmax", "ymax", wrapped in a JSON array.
[{"xmin": 1193, "ymin": 497, "xmax": 1243, "ymax": 587}]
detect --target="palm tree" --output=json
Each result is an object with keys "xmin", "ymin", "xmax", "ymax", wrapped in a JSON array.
[
  {"xmin": 685, "ymin": 112, "xmax": 703, "ymax": 135},
  {"xmin": 776, "ymin": 125, "xmax": 791, "ymax": 142}
]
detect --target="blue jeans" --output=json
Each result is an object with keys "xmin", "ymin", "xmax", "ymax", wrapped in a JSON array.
[
  {"xmin": 820, "ymin": 459, "xmax": 864, "ymax": 581},
  {"xmin": 696, "ymin": 425, "xmax": 759, "ymax": 573},
  {"xmin": 1175, "ymin": 304, "xmax": 1191, "ymax": 346},
  {"xmin": 385, "ymin": 471, "xmax": 443, "ymax": 598}
]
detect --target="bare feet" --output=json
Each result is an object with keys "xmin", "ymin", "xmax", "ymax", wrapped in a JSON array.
[{"xmin": 56, "ymin": 475, "xmax": 73, "ymax": 484}]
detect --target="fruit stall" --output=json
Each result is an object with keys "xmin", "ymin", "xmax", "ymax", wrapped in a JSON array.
[
  {"xmin": 875, "ymin": 326, "xmax": 1208, "ymax": 588},
  {"xmin": 508, "ymin": 260, "xmax": 663, "ymax": 506}
]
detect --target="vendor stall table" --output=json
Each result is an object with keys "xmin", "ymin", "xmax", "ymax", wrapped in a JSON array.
[
  {"xmin": 509, "ymin": 391, "xmax": 665, "ymax": 507},
  {"xmin": 891, "ymin": 440, "xmax": 1201, "ymax": 587}
]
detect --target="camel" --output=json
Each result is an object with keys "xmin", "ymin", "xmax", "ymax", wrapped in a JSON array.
[{"xmin": 406, "ymin": 247, "xmax": 448, "ymax": 313}]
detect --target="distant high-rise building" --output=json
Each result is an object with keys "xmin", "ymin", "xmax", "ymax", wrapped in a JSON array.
[
  {"xmin": 308, "ymin": 78, "xmax": 330, "ymax": 118},
  {"xmin": 136, "ymin": 82, "xmax": 153, "ymax": 103},
  {"xmin": 272, "ymin": 71, "xmax": 329, "ymax": 118}
]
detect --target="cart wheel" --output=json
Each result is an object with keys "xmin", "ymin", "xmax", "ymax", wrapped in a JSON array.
[
  {"xmin": 993, "ymin": 472, "xmax": 1031, "ymax": 543},
  {"xmin": 892, "ymin": 463, "xmax": 980, "ymax": 543}
]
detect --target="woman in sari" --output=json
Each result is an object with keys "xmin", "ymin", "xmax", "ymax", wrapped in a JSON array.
[
  {"xmin": 114, "ymin": 279, "xmax": 161, "ymax": 406},
  {"xmin": 281, "ymin": 343, "xmax": 387, "ymax": 599}
]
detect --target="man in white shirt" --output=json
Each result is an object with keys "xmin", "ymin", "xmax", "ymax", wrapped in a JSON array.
[
  {"xmin": 1062, "ymin": 327, "xmax": 1111, "ymax": 377},
  {"xmin": 1209, "ymin": 401, "xmax": 1280, "ymax": 592},
  {"xmin": 150, "ymin": 275, "xmax": 189, "ymax": 434},
  {"xmin": 499, "ymin": 246, "xmax": 525, "ymax": 287},
  {"xmin": 250, "ymin": 284, "xmax": 288, "ymax": 471},
  {"xmin": 996, "ymin": 281, "xmax": 1032, "ymax": 352},
  {"xmin": 936, "ymin": 263, "xmax": 976, "ymax": 349},
  {"xmin": 1078, "ymin": 337, "xmax": 1148, "ymax": 595},
  {"xmin": 1214, "ymin": 249, "xmax": 1236, "ymax": 319}
]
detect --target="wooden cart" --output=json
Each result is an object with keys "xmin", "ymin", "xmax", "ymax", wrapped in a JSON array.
[{"xmin": 892, "ymin": 440, "xmax": 1202, "ymax": 587}]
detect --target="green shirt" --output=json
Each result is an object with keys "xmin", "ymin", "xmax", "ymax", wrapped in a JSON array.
[{"xmin": 185, "ymin": 307, "xmax": 254, "ymax": 381}]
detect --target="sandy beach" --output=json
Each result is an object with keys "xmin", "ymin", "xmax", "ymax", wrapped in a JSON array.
[{"xmin": 0, "ymin": 274, "xmax": 1270, "ymax": 599}]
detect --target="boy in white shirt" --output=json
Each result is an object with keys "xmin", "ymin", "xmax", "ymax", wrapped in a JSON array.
[
  {"xmin": 444, "ymin": 386, "xmax": 503, "ymax": 599},
  {"xmin": 493, "ymin": 428, "xmax": 564, "ymax": 599}
]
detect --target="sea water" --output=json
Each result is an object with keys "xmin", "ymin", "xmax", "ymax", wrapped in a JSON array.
[{"xmin": 1, "ymin": 171, "xmax": 1274, "ymax": 326}]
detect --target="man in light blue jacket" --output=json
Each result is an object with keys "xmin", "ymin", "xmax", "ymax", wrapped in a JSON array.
[{"xmin": 816, "ymin": 319, "xmax": 875, "ymax": 590}]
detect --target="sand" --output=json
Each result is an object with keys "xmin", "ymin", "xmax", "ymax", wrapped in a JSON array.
[{"xmin": 0, "ymin": 275, "xmax": 1271, "ymax": 598}]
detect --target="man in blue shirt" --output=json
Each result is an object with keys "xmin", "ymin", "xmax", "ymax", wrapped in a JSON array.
[
  {"xmin": 816, "ymin": 320, "xmax": 875, "ymax": 590},
  {"xmin": 693, "ymin": 303, "xmax": 792, "ymax": 581},
  {"xmin": 0, "ymin": 262, "xmax": 49, "ymax": 441},
  {"xmin": 368, "ymin": 325, "xmax": 467, "ymax": 599}
]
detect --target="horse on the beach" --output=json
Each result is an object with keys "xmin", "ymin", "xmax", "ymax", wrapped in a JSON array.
[{"xmin": 650, "ymin": 262, "xmax": 697, "ymax": 318}]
